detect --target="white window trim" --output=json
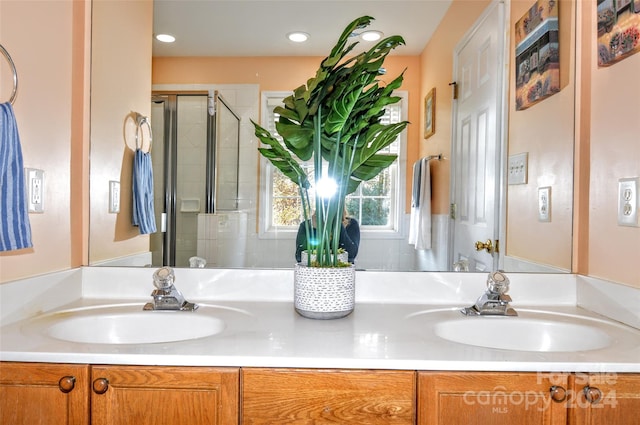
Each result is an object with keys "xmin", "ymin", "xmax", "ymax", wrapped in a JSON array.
[{"xmin": 258, "ymin": 91, "xmax": 408, "ymax": 240}]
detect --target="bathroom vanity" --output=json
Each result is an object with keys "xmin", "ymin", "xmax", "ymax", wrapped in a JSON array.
[{"xmin": 1, "ymin": 267, "xmax": 639, "ymax": 424}]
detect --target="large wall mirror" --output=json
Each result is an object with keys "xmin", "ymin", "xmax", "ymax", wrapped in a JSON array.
[{"xmin": 89, "ymin": 0, "xmax": 576, "ymax": 273}]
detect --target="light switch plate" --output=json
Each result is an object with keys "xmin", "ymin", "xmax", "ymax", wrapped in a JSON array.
[
  {"xmin": 25, "ymin": 168, "xmax": 44, "ymax": 213},
  {"xmin": 618, "ymin": 177, "xmax": 639, "ymax": 227},
  {"xmin": 109, "ymin": 181, "xmax": 120, "ymax": 213},
  {"xmin": 538, "ymin": 186, "xmax": 551, "ymax": 222},
  {"xmin": 508, "ymin": 152, "xmax": 528, "ymax": 185}
]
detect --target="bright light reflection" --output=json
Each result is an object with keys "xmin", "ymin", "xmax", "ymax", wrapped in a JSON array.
[
  {"xmin": 156, "ymin": 34, "xmax": 176, "ymax": 43},
  {"xmin": 287, "ymin": 32, "xmax": 309, "ymax": 43},
  {"xmin": 361, "ymin": 30, "xmax": 383, "ymax": 41},
  {"xmin": 315, "ymin": 177, "xmax": 338, "ymax": 199}
]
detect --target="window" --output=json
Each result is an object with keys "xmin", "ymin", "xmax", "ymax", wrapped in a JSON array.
[{"xmin": 259, "ymin": 91, "xmax": 407, "ymax": 238}]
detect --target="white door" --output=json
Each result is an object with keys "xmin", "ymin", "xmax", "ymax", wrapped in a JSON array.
[{"xmin": 450, "ymin": 0, "xmax": 507, "ymax": 272}]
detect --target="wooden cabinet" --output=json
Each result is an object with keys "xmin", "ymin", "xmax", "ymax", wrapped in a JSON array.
[
  {"xmin": 418, "ymin": 371, "xmax": 571, "ymax": 425},
  {"xmin": 0, "ymin": 362, "xmax": 90, "ymax": 425},
  {"xmin": 0, "ymin": 362, "xmax": 239, "ymax": 425},
  {"xmin": 2, "ymin": 362, "xmax": 638, "ymax": 425},
  {"xmin": 241, "ymin": 368, "xmax": 415, "ymax": 424},
  {"xmin": 571, "ymin": 373, "xmax": 640, "ymax": 425},
  {"xmin": 90, "ymin": 365, "xmax": 239, "ymax": 425}
]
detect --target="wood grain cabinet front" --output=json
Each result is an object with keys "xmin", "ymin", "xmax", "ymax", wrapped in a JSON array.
[
  {"xmin": 0, "ymin": 362, "xmax": 90, "ymax": 425},
  {"xmin": 241, "ymin": 368, "xmax": 416, "ymax": 424},
  {"xmin": 2, "ymin": 361, "xmax": 638, "ymax": 425},
  {"xmin": 418, "ymin": 371, "xmax": 571, "ymax": 425},
  {"xmin": 571, "ymin": 373, "xmax": 640, "ymax": 425},
  {"xmin": 90, "ymin": 365, "xmax": 239, "ymax": 425}
]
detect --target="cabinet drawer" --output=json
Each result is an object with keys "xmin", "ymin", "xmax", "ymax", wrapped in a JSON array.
[{"xmin": 242, "ymin": 368, "xmax": 415, "ymax": 424}]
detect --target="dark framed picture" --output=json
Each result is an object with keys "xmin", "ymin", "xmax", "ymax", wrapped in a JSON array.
[{"xmin": 424, "ymin": 88, "xmax": 435, "ymax": 139}]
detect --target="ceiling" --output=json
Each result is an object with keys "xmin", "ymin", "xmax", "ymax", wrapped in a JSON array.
[{"xmin": 152, "ymin": 0, "xmax": 453, "ymax": 57}]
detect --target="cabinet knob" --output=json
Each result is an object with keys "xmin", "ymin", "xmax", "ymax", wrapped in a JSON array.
[
  {"xmin": 549, "ymin": 385, "xmax": 567, "ymax": 403},
  {"xmin": 583, "ymin": 385, "xmax": 602, "ymax": 404},
  {"xmin": 58, "ymin": 376, "xmax": 76, "ymax": 393},
  {"xmin": 92, "ymin": 377, "xmax": 109, "ymax": 394}
]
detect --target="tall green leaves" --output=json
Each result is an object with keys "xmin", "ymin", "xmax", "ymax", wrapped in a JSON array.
[{"xmin": 252, "ymin": 16, "xmax": 409, "ymax": 267}]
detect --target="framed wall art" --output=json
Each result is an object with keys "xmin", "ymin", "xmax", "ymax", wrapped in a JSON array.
[
  {"xmin": 597, "ymin": 0, "xmax": 640, "ymax": 67},
  {"xmin": 424, "ymin": 88, "xmax": 435, "ymax": 139},
  {"xmin": 514, "ymin": 0, "xmax": 561, "ymax": 111}
]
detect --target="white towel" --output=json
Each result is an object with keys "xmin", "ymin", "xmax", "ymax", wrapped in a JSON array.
[
  {"xmin": 408, "ymin": 158, "xmax": 432, "ymax": 250},
  {"xmin": 0, "ymin": 102, "xmax": 33, "ymax": 251}
]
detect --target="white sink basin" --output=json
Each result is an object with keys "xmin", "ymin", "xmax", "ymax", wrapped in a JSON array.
[
  {"xmin": 434, "ymin": 317, "xmax": 612, "ymax": 352},
  {"xmin": 45, "ymin": 311, "xmax": 225, "ymax": 344}
]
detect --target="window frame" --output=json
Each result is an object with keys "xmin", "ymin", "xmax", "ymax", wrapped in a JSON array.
[{"xmin": 258, "ymin": 91, "xmax": 408, "ymax": 240}]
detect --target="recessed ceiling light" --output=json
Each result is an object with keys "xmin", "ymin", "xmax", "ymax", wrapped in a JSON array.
[
  {"xmin": 287, "ymin": 32, "xmax": 309, "ymax": 43},
  {"xmin": 155, "ymin": 34, "xmax": 176, "ymax": 43},
  {"xmin": 361, "ymin": 30, "xmax": 383, "ymax": 41}
]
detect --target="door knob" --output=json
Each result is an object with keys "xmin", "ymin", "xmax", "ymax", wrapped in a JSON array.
[{"xmin": 475, "ymin": 239, "xmax": 495, "ymax": 254}]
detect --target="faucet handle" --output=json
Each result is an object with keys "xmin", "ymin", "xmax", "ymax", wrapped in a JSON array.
[
  {"xmin": 153, "ymin": 267, "xmax": 175, "ymax": 290},
  {"xmin": 486, "ymin": 271, "xmax": 510, "ymax": 294}
]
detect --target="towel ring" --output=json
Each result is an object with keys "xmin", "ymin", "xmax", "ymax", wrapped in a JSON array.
[
  {"xmin": 0, "ymin": 44, "xmax": 18, "ymax": 105},
  {"xmin": 135, "ymin": 114, "xmax": 153, "ymax": 153}
]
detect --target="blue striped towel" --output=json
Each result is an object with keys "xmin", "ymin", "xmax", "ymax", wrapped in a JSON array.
[
  {"xmin": 132, "ymin": 148, "xmax": 157, "ymax": 234},
  {"xmin": 0, "ymin": 102, "xmax": 33, "ymax": 251}
]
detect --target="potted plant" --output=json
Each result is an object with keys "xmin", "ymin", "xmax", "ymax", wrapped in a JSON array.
[{"xmin": 252, "ymin": 16, "xmax": 408, "ymax": 318}]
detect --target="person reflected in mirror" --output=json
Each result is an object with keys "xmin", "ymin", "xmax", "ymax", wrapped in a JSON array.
[{"xmin": 295, "ymin": 207, "xmax": 360, "ymax": 264}]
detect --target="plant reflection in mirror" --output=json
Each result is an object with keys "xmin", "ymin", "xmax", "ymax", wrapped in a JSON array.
[{"xmin": 252, "ymin": 16, "xmax": 409, "ymax": 267}]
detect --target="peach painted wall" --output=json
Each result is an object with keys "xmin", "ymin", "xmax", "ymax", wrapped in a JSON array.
[
  {"xmin": 581, "ymin": 2, "xmax": 640, "ymax": 288},
  {"xmin": 417, "ymin": 0, "xmax": 491, "ymax": 216},
  {"xmin": 506, "ymin": 0, "xmax": 575, "ymax": 271},
  {"xmin": 0, "ymin": 0, "xmax": 90, "ymax": 283},
  {"xmin": 88, "ymin": 0, "xmax": 153, "ymax": 264},
  {"xmin": 152, "ymin": 55, "xmax": 422, "ymax": 212}
]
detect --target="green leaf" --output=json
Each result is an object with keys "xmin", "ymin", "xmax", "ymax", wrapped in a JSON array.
[
  {"xmin": 254, "ymin": 16, "xmax": 409, "ymax": 267},
  {"xmin": 252, "ymin": 120, "xmax": 310, "ymax": 188}
]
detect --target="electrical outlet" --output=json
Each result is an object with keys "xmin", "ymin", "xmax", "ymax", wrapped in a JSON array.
[
  {"xmin": 508, "ymin": 152, "xmax": 528, "ymax": 185},
  {"xmin": 25, "ymin": 168, "xmax": 44, "ymax": 213},
  {"xmin": 538, "ymin": 186, "xmax": 551, "ymax": 222},
  {"xmin": 109, "ymin": 181, "xmax": 120, "ymax": 213},
  {"xmin": 618, "ymin": 177, "xmax": 639, "ymax": 227}
]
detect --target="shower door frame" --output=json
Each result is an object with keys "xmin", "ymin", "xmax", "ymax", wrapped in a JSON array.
[{"xmin": 152, "ymin": 91, "xmax": 213, "ymax": 267}]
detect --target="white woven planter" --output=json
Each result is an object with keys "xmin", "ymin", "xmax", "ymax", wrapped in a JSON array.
[{"xmin": 294, "ymin": 263, "xmax": 356, "ymax": 319}]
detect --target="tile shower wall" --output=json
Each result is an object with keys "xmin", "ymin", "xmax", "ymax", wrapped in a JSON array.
[{"xmin": 175, "ymin": 96, "xmax": 207, "ymax": 266}]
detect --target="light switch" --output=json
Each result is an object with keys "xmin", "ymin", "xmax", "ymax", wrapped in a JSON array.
[{"xmin": 508, "ymin": 152, "xmax": 528, "ymax": 185}]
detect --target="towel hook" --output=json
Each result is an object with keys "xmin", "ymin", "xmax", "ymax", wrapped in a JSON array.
[
  {"xmin": 135, "ymin": 113, "xmax": 153, "ymax": 153},
  {"xmin": 0, "ymin": 44, "xmax": 18, "ymax": 105}
]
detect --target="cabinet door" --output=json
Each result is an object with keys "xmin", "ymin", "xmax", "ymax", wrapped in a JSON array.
[
  {"xmin": 571, "ymin": 373, "xmax": 640, "ymax": 425},
  {"xmin": 0, "ymin": 362, "xmax": 89, "ymax": 425},
  {"xmin": 90, "ymin": 365, "xmax": 239, "ymax": 425},
  {"xmin": 241, "ymin": 368, "xmax": 416, "ymax": 424},
  {"xmin": 418, "ymin": 371, "xmax": 570, "ymax": 425}
]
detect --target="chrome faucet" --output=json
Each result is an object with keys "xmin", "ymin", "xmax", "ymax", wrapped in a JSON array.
[
  {"xmin": 461, "ymin": 271, "xmax": 517, "ymax": 316},
  {"xmin": 143, "ymin": 267, "xmax": 198, "ymax": 311}
]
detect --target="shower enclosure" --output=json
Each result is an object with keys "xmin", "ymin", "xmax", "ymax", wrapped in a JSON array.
[{"xmin": 150, "ymin": 91, "xmax": 241, "ymax": 267}]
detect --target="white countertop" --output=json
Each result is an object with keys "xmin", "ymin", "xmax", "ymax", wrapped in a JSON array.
[{"xmin": 1, "ymin": 267, "xmax": 639, "ymax": 372}]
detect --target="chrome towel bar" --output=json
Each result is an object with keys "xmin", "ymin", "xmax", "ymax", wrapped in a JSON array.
[{"xmin": 0, "ymin": 44, "xmax": 18, "ymax": 105}]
